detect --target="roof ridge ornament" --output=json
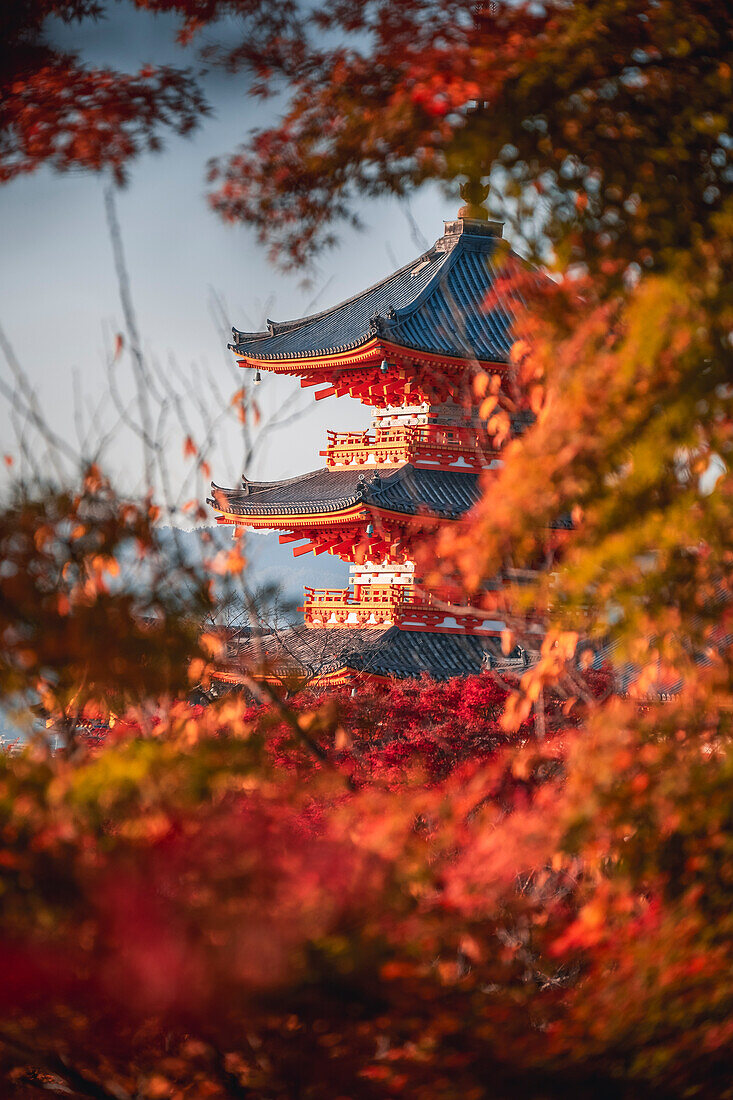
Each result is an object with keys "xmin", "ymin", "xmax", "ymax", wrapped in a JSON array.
[
  {"xmin": 458, "ymin": 178, "xmax": 491, "ymax": 222},
  {"xmin": 439, "ymin": 177, "xmax": 503, "ymax": 246},
  {"xmin": 369, "ymin": 311, "xmax": 388, "ymax": 336}
]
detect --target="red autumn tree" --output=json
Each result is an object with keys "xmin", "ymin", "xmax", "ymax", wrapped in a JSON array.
[{"xmin": 0, "ymin": 0, "xmax": 303, "ymax": 183}]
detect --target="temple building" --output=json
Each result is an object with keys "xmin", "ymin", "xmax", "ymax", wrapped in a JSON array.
[{"xmin": 209, "ymin": 189, "xmax": 534, "ymax": 686}]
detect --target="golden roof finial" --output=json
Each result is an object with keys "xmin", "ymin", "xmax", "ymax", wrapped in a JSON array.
[{"xmin": 458, "ymin": 178, "xmax": 490, "ymax": 221}]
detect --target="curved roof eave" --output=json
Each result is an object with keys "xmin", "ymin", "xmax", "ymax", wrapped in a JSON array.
[
  {"xmin": 227, "ymin": 222, "xmax": 518, "ymax": 366},
  {"xmin": 209, "ymin": 465, "xmax": 481, "ymax": 521},
  {"xmin": 230, "ymin": 244, "xmax": 444, "ymax": 344}
]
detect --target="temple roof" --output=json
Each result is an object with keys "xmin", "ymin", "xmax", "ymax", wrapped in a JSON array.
[
  {"xmin": 210, "ymin": 465, "xmax": 480, "ymax": 520},
  {"xmin": 229, "ymin": 220, "xmax": 515, "ymax": 364},
  {"xmin": 225, "ymin": 624, "xmax": 529, "ymax": 681}
]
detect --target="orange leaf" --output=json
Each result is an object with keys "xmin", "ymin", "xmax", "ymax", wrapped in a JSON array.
[
  {"xmin": 473, "ymin": 372, "xmax": 489, "ymax": 398},
  {"xmin": 479, "ymin": 395, "xmax": 498, "ymax": 420},
  {"xmin": 529, "ymin": 384, "xmax": 544, "ymax": 414},
  {"xmin": 188, "ymin": 657, "xmax": 206, "ymax": 683},
  {"xmin": 200, "ymin": 632, "xmax": 225, "ymax": 659},
  {"xmin": 334, "ymin": 727, "xmax": 352, "ymax": 750}
]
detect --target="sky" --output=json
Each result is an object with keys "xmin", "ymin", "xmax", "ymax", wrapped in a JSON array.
[{"xmin": 0, "ymin": 4, "xmax": 452, "ymax": 511}]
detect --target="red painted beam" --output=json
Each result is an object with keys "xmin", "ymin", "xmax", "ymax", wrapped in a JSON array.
[
  {"xmin": 292, "ymin": 541, "xmax": 320, "ymax": 557},
  {"xmin": 330, "ymin": 538, "xmax": 359, "ymax": 555}
]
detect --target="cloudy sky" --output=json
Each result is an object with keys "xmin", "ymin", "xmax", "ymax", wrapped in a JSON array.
[{"xmin": 0, "ymin": 4, "xmax": 453, "ymax": 512}]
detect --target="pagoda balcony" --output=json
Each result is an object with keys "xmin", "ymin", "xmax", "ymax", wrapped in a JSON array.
[
  {"xmin": 300, "ymin": 584, "xmax": 501, "ymax": 634},
  {"xmin": 301, "ymin": 585, "xmax": 400, "ymax": 627},
  {"xmin": 320, "ymin": 425, "xmax": 494, "ymax": 471}
]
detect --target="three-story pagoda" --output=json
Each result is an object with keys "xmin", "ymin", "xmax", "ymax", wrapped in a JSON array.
[{"xmin": 210, "ymin": 191, "xmax": 531, "ymax": 685}]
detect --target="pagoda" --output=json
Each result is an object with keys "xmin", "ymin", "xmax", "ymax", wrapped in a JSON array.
[{"xmin": 209, "ymin": 185, "xmax": 532, "ymax": 686}]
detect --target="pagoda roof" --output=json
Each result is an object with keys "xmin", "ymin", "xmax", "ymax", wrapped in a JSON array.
[
  {"xmin": 210, "ymin": 465, "xmax": 480, "ymax": 521},
  {"xmin": 229, "ymin": 220, "xmax": 515, "ymax": 364},
  {"xmin": 225, "ymin": 624, "xmax": 529, "ymax": 681}
]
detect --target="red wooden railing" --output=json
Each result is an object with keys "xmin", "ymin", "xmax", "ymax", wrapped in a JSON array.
[
  {"xmin": 320, "ymin": 424, "xmax": 494, "ymax": 469},
  {"xmin": 300, "ymin": 583, "xmax": 488, "ymax": 628}
]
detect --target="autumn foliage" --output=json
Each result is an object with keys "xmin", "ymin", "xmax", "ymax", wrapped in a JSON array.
[
  {"xmin": 2, "ymin": 1, "xmax": 733, "ymax": 1098},
  {"xmin": 0, "ymin": 665, "xmax": 730, "ymax": 1098}
]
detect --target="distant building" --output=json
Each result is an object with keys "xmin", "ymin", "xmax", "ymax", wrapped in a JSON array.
[{"xmin": 210, "ymin": 191, "xmax": 535, "ymax": 686}]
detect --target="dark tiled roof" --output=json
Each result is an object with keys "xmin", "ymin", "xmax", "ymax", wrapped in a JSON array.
[
  {"xmin": 229, "ymin": 221, "xmax": 517, "ymax": 363},
  {"xmin": 226, "ymin": 625, "xmax": 528, "ymax": 681},
  {"xmin": 347, "ymin": 628, "xmax": 501, "ymax": 679},
  {"xmin": 209, "ymin": 465, "xmax": 480, "ymax": 520},
  {"xmin": 372, "ymin": 466, "xmax": 479, "ymax": 517},
  {"xmin": 232, "ymin": 626, "xmax": 385, "ymax": 678}
]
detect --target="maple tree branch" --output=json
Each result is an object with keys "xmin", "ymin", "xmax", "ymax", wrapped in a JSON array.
[{"xmin": 0, "ymin": 1030, "xmax": 131, "ymax": 1100}]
